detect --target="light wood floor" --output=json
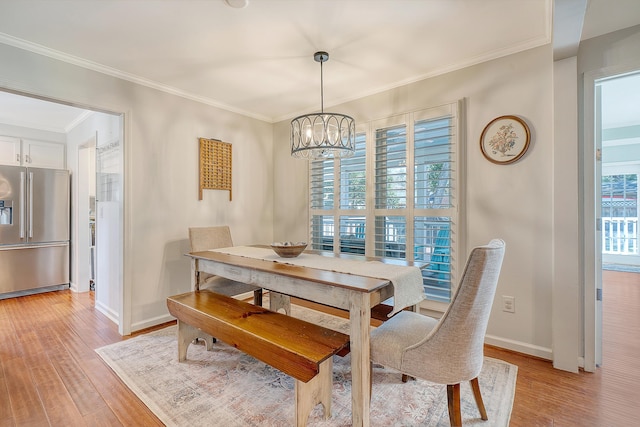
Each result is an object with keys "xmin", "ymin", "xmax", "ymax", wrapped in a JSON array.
[{"xmin": 0, "ymin": 270, "xmax": 638, "ymax": 426}]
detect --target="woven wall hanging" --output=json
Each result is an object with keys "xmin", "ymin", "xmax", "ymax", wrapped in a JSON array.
[{"xmin": 199, "ymin": 137, "xmax": 232, "ymax": 200}]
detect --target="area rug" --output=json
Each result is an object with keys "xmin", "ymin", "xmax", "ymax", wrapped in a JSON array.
[{"xmin": 96, "ymin": 305, "xmax": 517, "ymax": 426}]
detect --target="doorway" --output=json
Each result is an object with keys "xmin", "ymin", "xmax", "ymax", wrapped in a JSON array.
[
  {"xmin": 76, "ymin": 137, "xmax": 96, "ymax": 294},
  {"xmin": 0, "ymin": 89, "xmax": 125, "ymax": 331},
  {"xmin": 599, "ymin": 73, "xmax": 640, "ymax": 270},
  {"xmin": 585, "ymin": 69, "xmax": 640, "ymax": 369},
  {"xmin": 93, "ymin": 125, "xmax": 124, "ymax": 327},
  {"xmin": 69, "ymin": 110, "xmax": 124, "ymax": 330}
]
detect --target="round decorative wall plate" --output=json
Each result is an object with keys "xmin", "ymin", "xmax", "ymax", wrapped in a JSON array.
[{"xmin": 480, "ymin": 115, "xmax": 531, "ymax": 164}]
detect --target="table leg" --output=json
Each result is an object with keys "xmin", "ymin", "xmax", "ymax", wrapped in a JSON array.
[
  {"xmin": 191, "ymin": 259, "xmax": 199, "ymax": 291},
  {"xmin": 349, "ymin": 292, "xmax": 371, "ymax": 427}
]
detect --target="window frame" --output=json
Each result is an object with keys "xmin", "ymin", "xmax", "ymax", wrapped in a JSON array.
[{"xmin": 308, "ymin": 100, "xmax": 465, "ymax": 312}]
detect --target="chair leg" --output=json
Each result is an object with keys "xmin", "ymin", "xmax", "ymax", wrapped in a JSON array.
[
  {"xmin": 470, "ymin": 377, "xmax": 488, "ymax": 420},
  {"xmin": 401, "ymin": 374, "xmax": 415, "ymax": 382},
  {"xmin": 369, "ymin": 362, "xmax": 373, "ymax": 401},
  {"xmin": 446, "ymin": 383, "xmax": 462, "ymax": 427}
]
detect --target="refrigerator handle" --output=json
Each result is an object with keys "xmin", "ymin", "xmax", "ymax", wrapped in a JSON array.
[
  {"xmin": 29, "ymin": 172, "xmax": 34, "ymax": 238},
  {"xmin": 19, "ymin": 171, "xmax": 25, "ymax": 239}
]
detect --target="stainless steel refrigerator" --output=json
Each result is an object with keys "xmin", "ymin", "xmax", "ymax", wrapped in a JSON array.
[{"xmin": 0, "ymin": 165, "xmax": 70, "ymax": 298}]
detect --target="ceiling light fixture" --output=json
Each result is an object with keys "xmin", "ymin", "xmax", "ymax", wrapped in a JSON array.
[
  {"xmin": 290, "ymin": 51, "xmax": 355, "ymax": 159},
  {"xmin": 224, "ymin": 0, "xmax": 249, "ymax": 9}
]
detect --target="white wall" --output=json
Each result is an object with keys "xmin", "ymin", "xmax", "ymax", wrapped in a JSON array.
[
  {"xmin": 0, "ymin": 123, "xmax": 66, "ymax": 144},
  {"xmin": 0, "ymin": 43, "xmax": 274, "ymax": 333},
  {"xmin": 274, "ymin": 45, "xmax": 556, "ymax": 358},
  {"xmin": 578, "ymin": 25, "xmax": 640, "ymax": 74},
  {"xmin": 124, "ymin": 89, "xmax": 274, "ymax": 330},
  {"xmin": 552, "ymin": 56, "xmax": 580, "ymax": 372}
]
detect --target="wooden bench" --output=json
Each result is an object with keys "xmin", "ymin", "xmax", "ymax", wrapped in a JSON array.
[{"xmin": 166, "ymin": 290, "xmax": 350, "ymax": 426}]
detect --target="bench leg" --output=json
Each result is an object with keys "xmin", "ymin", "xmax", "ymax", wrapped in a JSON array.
[
  {"xmin": 177, "ymin": 320, "xmax": 201, "ymax": 362},
  {"xmin": 295, "ymin": 357, "xmax": 333, "ymax": 426},
  {"xmin": 178, "ymin": 320, "xmax": 217, "ymax": 358},
  {"xmin": 196, "ymin": 332, "xmax": 215, "ymax": 351},
  {"xmin": 269, "ymin": 292, "xmax": 291, "ymax": 315}
]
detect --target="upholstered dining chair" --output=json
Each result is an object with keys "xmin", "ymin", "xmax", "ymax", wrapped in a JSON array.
[
  {"xmin": 189, "ymin": 226, "xmax": 262, "ymax": 306},
  {"xmin": 369, "ymin": 239, "xmax": 505, "ymax": 427}
]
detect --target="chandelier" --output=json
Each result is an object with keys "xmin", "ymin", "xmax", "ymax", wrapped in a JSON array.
[{"xmin": 290, "ymin": 51, "xmax": 355, "ymax": 159}]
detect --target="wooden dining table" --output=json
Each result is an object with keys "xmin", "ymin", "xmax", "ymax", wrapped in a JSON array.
[{"xmin": 186, "ymin": 246, "xmax": 424, "ymax": 427}]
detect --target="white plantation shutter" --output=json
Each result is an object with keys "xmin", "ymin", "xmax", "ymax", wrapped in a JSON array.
[
  {"xmin": 337, "ymin": 136, "xmax": 367, "ymax": 254},
  {"xmin": 375, "ymin": 123, "xmax": 407, "ymax": 209},
  {"xmin": 309, "ymin": 159, "xmax": 335, "ymax": 251},
  {"xmin": 414, "ymin": 116, "xmax": 454, "ymax": 210},
  {"xmin": 339, "ymin": 215, "xmax": 366, "ymax": 254},
  {"xmin": 340, "ymin": 135, "xmax": 367, "ymax": 210},
  {"xmin": 309, "ymin": 102, "xmax": 461, "ymax": 304},
  {"xmin": 374, "ymin": 215, "xmax": 406, "ymax": 259},
  {"xmin": 310, "ymin": 214, "xmax": 334, "ymax": 252},
  {"xmin": 310, "ymin": 159, "xmax": 334, "ymax": 209},
  {"xmin": 412, "ymin": 107, "xmax": 457, "ymax": 302}
]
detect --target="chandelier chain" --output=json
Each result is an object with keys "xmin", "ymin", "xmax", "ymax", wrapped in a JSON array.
[{"xmin": 320, "ymin": 59, "xmax": 324, "ymax": 113}]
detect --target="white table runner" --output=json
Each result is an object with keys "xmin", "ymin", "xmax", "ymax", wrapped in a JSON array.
[{"xmin": 210, "ymin": 246, "xmax": 425, "ymax": 316}]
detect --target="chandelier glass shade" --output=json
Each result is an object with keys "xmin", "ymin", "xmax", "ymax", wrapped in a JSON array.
[{"xmin": 291, "ymin": 52, "xmax": 355, "ymax": 159}]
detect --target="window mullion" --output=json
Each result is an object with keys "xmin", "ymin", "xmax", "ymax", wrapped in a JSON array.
[
  {"xmin": 365, "ymin": 122, "xmax": 376, "ymax": 256},
  {"xmin": 406, "ymin": 112, "xmax": 415, "ymax": 260}
]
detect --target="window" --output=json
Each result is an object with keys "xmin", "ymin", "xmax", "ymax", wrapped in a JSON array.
[
  {"xmin": 375, "ymin": 124, "xmax": 407, "ymax": 210},
  {"xmin": 309, "ymin": 159, "xmax": 334, "ymax": 251},
  {"xmin": 602, "ymin": 173, "xmax": 638, "ymax": 254},
  {"xmin": 340, "ymin": 135, "xmax": 367, "ymax": 210},
  {"xmin": 412, "ymin": 113, "xmax": 455, "ymax": 302},
  {"xmin": 309, "ymin": 102, "xmax": 461, "ymax": 304},
  {"xmin": 338, "ymin": 135, "xmax": 367, "ymax": 254}
]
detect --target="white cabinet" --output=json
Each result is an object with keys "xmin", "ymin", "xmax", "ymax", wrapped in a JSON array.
[
  {"xmin": 0, "ymin": 136, "xmax": 21, "ymax": 166},
  {"xmin": 23, "ymin": 139, "xmax": 66, "ymax": 169},
  {"xmin": 0, "ymin": 137, "xmax": 66, "ymax": 169}
]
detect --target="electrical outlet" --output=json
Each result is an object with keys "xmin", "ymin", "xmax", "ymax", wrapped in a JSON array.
[{"xmin": 502, "ymin": 296, "xmax": 515, "ymax": 313}]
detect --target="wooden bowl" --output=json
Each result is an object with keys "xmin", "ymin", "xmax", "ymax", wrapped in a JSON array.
[{"xmin": 270, "ymin": 242, "xmax": 307, "ymax": 258}]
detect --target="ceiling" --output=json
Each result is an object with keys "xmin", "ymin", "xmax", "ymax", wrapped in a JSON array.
[{"xmin": 0, "ymin": 0, "xmax": 639, "ymax": 132}]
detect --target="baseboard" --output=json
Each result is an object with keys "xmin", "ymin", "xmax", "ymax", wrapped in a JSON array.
[
  {"xmin": 578, "ymin": 357, "xmax": 586, "ymax": 369},
  {"xmin": 485, "ymin": 334, "xmax": 553, "ymax": 361},
  {"xmin": 234, "ymin": 291, "xmax": 255, "ymax": 301},
  {"xmin": 69, "ymin": 280, "xmax": 91, "ymax": 293},
  {"xmin": 0, "ymin": 284, "xmax": 68, "ymax": 300},
  {"xmin": 131, "ymin": 313, "xmax": 176, "ymax": 333},
  {"xmin": 69, "ymin": 281, "xmax": 78, "ymax": 292},
  {"xmin": 95, "ymin": 300, "xmax": 119, "ymax": 326},
  {"xmin": 128, "ymin": 293, "xmax": 254, "ymax": 335}
]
